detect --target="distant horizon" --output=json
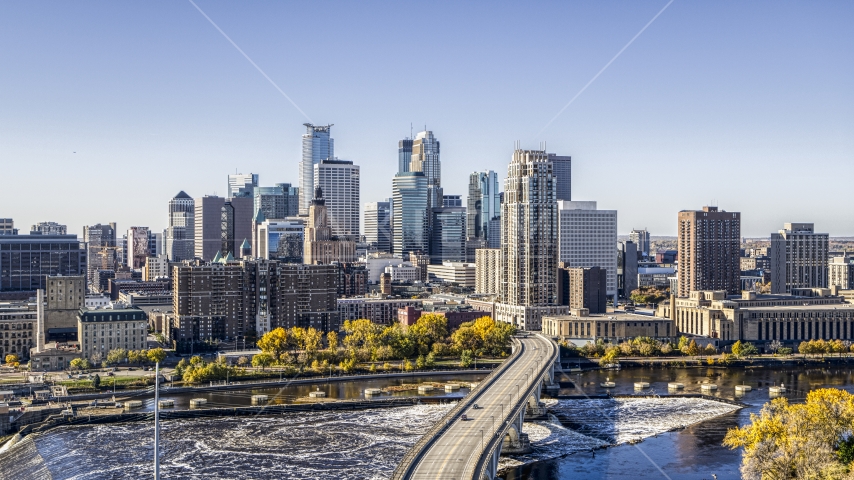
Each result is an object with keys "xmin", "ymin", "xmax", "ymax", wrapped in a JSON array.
[{"xmin": 2, "ymin": 2, "xmax": 852, "ymax": 236}]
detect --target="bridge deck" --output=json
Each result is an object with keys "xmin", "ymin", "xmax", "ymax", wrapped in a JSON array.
[{"xmin": 409, "ymin": 334, "xmax": 555, "ymax": 479}]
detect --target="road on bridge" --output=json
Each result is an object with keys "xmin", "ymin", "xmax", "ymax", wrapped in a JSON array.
[{"xmin": 410, "ymin": 334, "xmax": 555, "ymax": 479}]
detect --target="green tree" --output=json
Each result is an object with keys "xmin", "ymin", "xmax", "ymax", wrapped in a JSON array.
[
  {"xmin": 403, "ymin": 358, "xmax": 414, "ymax": 372},
  {"xmin": 409, "ymin": 313, "xmax": 449, "ymax": 355},
  {"xmin": 251, "ymin": 352, "xmax": 274, "ymax": 370},
  {"xmin": 601, "ymin": 346, "xmax": 620, "ymax": 365},
  {"xmin": 174, "ymin": 358, "xmax": 188, "ymax": 377},
  {"xmin": 70, "ymin": 358, "xmax": 86, "ymax": 370},
  {"xmin": 5, "ymin": 354, "xmax": 19, "ymax": 365},
  {"xmin": 425, "ymin": 352, "xmax": 436, "ymax": 367},
  {"xmin": 147, "ymin": 348, "xmax": 166, "ymax": 365},
  {"xmin": 459, "ymin": 350, "xmax": 473, "ymax": 368},
  {"xmin": 339, "ymin": 356, "xmax": 357, "ymax": 373},
  {"xmin": 740, "ymin": 342, "xmax": 758, "ymax": 357},
  {"xmin": 415, "ymin": 354, "xmax": 426, "ymax": 369},
  {"xmin": 92, "ymin": 373, "xmax": 101, "ymax": 389}
]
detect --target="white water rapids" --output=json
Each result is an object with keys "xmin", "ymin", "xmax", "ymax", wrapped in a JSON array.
[{"xmin": 0, "ymin": 397, "xmax": 738, "ymax": 479}]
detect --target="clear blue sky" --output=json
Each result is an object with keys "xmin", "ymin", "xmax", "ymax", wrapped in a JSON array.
[{"xmin": 1, "ymin": 1, "xmax": 852, "ymax": 237}]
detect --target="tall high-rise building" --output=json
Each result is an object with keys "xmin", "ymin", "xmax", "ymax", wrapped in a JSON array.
[
  {"xmin": 165, "ymin": 191, "xmax": 195, "ymax": 262},
  {"xmin": 227, "ymin": 173, "xmax": 258, "ymax": 198},
  {"xmin": 364, "ymin": 200, "xmax": 391, "ymax": 253},
  {"xmin": 770, "ymin": 223, "xmax": 829, "ymax": 293},
  {"xmin": 391, "ymin": 172, "xmax": 429, "ymax": 255},
  {"xmin": 299, "ymin": 123, "xmax": 334, "ymax": 215},
  {"xmin": 398, "ymin": 138, "xmax": 413, "ymax": 174},
  {"xmin": 304, "ymin": 187, "xmax": 356, "ymax": 264},
  {"xmin": 126, "ymin": 227, "xmax": 150, "ymax": 269},
  {"xmin": 677, "ymin": 206, "xmax": 741, "ymax": 297},
  {"xmin": 83, "ymin": 223, "xmax": 117, "ymax": 289},
  {"xmin": 314, "ymin": 159, "xmax": 360, "ymax": 238},
  {"xmin": 0, "ymin": 235, "xmax": 86, "ymax": 293},
  {"xmin": 430, "ymin": 206, "xmax": 466, "ymax": 264},
  {"xmin": 220, "ymin": 197, "xmax": 253, "ymax": 257},
  {"xmin": 409, "ymin": 130, "xmax": 440, "ymax": 187},
  {"xmin": 618, "ymin": 241, "xmax": 639, "ymax": 298},
  {"xmin": 195, "ymin": 195, "xmax": 226, "ymax": 261},
  {"xmin": 253, "ymin": 183, "xmax": 299, "ymax": 220},
  {"xmin": 495, "ymin": 149, "xmax": 567, "ymax": 330},
  {"xmin": 557, "ymin": 201, "xmax": 618, "ymax": 297},
  {"xmin": 548, "ymin": 153, "xmax": 571, "ymax": 201},
  {"xmin": 629, "ymin": 229, "xmax": 651, "ymax": 257},
  {"xmin": 475, "ymin": 248, "xmax": 501, "ymax": 295},
  {"xmin": 31, "ymin": 222, "xmax": 67, "ymax": 235},
  {"xmin": 467, "ymin": 171, "xmax": 501, "ymax": 247}
]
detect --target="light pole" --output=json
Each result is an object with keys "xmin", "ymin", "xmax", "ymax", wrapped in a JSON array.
[{"xmin": 154, "ymin": 360, "xmax": 160, "ymax": 480}]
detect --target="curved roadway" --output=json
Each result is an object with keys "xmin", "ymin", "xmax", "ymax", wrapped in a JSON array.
[{"xmin": 410, "ymin": 334, "xmax": 556, "ymax": 479}]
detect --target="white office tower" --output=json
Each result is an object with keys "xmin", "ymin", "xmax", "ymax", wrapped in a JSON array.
[
  {"xmin": 165, "ymin": 191, "xmax": 195, "ymax": 261},
  {"xmin": 409, "ymin": 130, "xmax": 440, "ymax": 187},
  {"xmin": 629, "ymin": 229, "xmax": 651, "ymax": 257},
  {"xmin": 313, "ymin": 159, "xmax": 360, "ymax": 239},
  {"xmin": 364, "ymin": 200, "xmax": 391, "ymax": 253},
  {"xmin": 770, "ymin": 223, "xmax": 829, "ymax": 293},
  {"xmin": 495, "ymin": 149, "xmax": 567, "ymax": 330},
  {"xmin": 227, "ymin": 173, "xmax": 258, "ymax": 198},
  {"xmin": 299, "ymin": 124, "xmax": 334, "ymax": 215},
  {"xmin": 557, "ymin": 201, "xmax": 618, "ymax": 297}
]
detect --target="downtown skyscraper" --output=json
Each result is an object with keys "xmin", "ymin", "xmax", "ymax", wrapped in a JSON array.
[
  {"xmin": 298, "ymin": 124, "xmax": 334, "ymax": 215},
  {"xmin": 314, "ymin": 159, "xmax": 360, "ymax": 239},
  {"xmin": 467, "ymin": 170, "xmax": 501, "ymax": 248},
  {"xmin": 165, "ymin": 191, "xmax": 195, "ymax": 261},
  {"xmin": 495, "ymin": 149, "xmax": 567, "ymax": 330}
]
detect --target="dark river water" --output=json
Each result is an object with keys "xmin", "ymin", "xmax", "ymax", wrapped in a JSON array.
[{"xmin": 2, "ymin": 365, "xmax": 853, "ymax": 479}]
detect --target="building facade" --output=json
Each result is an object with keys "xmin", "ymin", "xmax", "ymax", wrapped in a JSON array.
[
  {"xmin": 314, "ymin": 159, "xmax": 360, "ymax": 239},
  {"xmin": 78, "ymin": 307, "xmax": 148, "ymax": 361},
  {"xmin": 253, "ymin": 183, "xmax": 299, "ymax": 220},
  {"xmin": 543, "ymin": 309, "xmax": 674, "ymax": 343},
  {"xmin": 391, "ymin": 172, "xmax": 429, "ymax": 255},
  {"xmin": 430, "ymin": 206, "xmax": 466, "ymax": 263},
  {"xmin": 618, "ymin": 241, "xmax": 638, "ymax": 298},
  {"xmin": 0, "ymin": 234, "xmax": 87, "ymax": 293},
  {"xmin": 409, "ymin": 130, "xmax": 440, "ymax": 187},
  {"xmin": 256, "ymin": 218, "xmax": 304, "ymax": 263},
  {"xmin": 629, "ymin": 229, "xmax": 650, "ymax": 257},
  {"xmin": 398, "ymin": 138, "xmax": 413, "ymax": 175},
  {"xmin": 0, "ymin": 300, "xmax": 37, "ymax": 360},
  {"xmin": 364, "ymin": 201, "xmax": 391, "ymax": 253},
  {"xmin": 426, "ymin": 262, "xmax": 476, "ymax": 287},
  {"xmin": 557, "ymin": 265, "xmax": 607, "ymax": 313},
  {"xmin": 475, "ymin": 248, "xmax": 501, "ymax": 295},
  {"xmin": 677, "ymin": 206, "xmax": 741, "ymax": 297},
  {"xmin": 466, "ymin": 171, "xmax": 501, "ymax": 248},
  {"xmin": 227, "ymin": 173, "xmax": 258, "ymax": 198},
  {"xmin": 165, "ymin": 191, "xmax": 195, "ymax": 262},
  {"xmin": 829, "ymin": 255, "xmax": 854, "ymax": 289},
  {"xmin": 497, "ymin": 149, "xmax": 567, "ymax": 330},
  {"xmin": 547, "ymin": 154, "xmax": 571, "ymax": 201},
  {"xmin": 31, "ymin": 222, "xmax": 67, "ymax": 235},
  {"xmin": 83, "ymin": 224, "xmax": 117, "ymax": 291},
  {"xmin": 303, "ymin": 187, "xmax": 357, "ymax": 264},
  {"xmin": 195, "ymin": 196, "xmax": 226, "ymax": 261},
  {"xmin": 770, "ymin": 223, "xmax": 829, "ymax": 293},
  {"xmin": 557, "ymin": 201, "xmax": 618, "ymax": 297},
  {"xmin": 299, "ymin": 123, "xmax": 334, "ymax": 215},
  {"xmin": 220, "ymin": 196, "xmax": 253, "ymax": 258}
]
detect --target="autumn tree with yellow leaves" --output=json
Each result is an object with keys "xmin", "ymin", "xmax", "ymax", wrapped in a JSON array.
[{"xmin": 724, "ymin": 388, "xmax": 854, "ymax": 479}]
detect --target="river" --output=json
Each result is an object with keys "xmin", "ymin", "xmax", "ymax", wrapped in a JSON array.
[{"xmin": 2, "ymin": 365, "xmax": 853, "ymax": 479}]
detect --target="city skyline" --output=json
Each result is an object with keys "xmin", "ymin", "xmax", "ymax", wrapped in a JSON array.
[{"xmin": 1, "ymin": 2, "xmax": 852, "ymax": 236}]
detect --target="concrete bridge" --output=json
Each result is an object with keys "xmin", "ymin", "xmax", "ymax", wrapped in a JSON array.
[{"xmin": 392, "ymin": 333, "xmax": 558, "ymax": 480}]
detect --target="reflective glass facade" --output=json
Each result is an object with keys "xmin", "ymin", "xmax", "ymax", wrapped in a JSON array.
[
  {"xmin": 0, "ymin": 234, "xmax": 87, "ymax": 292},
  {"xmin": 392, "ymin": 172, "xmax": 428, "ymax": 255}
]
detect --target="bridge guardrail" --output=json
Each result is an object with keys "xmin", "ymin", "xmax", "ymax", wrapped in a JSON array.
[
  {"xmin": 470, "ymin": 334, "xmax": 558, "ymax": 480},
  {"xmin": 390, "ymin": 337, "xmax": 525, "ymax": 480}
]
